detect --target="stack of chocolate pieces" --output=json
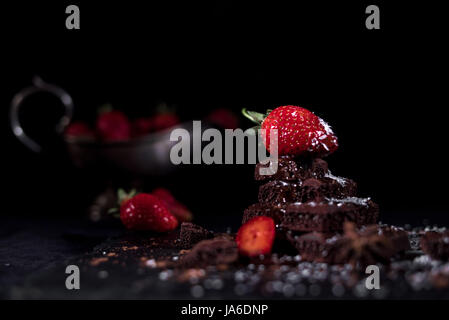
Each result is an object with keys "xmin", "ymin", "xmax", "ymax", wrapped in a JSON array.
[{"xmin": 243, "ymin": 156, "xmax": 410, "ymax": 266}]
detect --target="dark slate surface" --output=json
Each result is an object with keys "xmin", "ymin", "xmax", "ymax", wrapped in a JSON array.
[{"xmin": 1, "ymin": 216, "xmax": 449, "ymax": 300}]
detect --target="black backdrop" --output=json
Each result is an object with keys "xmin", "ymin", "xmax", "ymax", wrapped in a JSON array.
[{"xmin": 2, "ymin": 1, "xmax": 448, "ymax": 227}]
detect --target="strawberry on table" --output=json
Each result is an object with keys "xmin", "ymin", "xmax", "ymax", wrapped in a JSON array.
[
  {"xmin": 236, "ymin": 216, "xmax": 276, "ymax": 257},
  {"xmin": 117, "ymin": 189, "xmax": 178, "ymax": 232},
  {"xmin": 242, "ymin": 105, "xmax": 338, "ymax": 157},
  {"xmin": 152, "ymin": 188, "xmax": 193, "ymax": 222}
]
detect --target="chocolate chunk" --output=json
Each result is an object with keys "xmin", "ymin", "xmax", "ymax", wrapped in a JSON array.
[
  {"xmin": 255, "ymin": 156, "xmax": 309, "ymax": 181},
  {"xmin": 213, "ymin": 233, "xmax": 236, "ymax": 241},
  {"xmin": 421, "ymin": 230, "xmax": 449, "ymax": 260},
  {"xmin": 286, "ymin": 231, "xmax": 338, "ymax": 262},
  {"xmin": 318, "ymin": 176, "xmax": 357, "ymax": 199},
  {"xmin": 242, "ymin": 203, "xmax": 286, "ymax": 224},
  {"xmin": 179, "ymin": 238, "xmax": 238, "ymax": 267},
  {"xmin": 299, "ymin": 177, "xmax": 357, "ymax": 202},
  {"xmin": 255, "ymin": 156, "xmax": 330, "ymax": 182},
  {"xmin": 179, "ymin": 222, "xmax": 214, "ymax": 249},
  {"xmin": 271, "ymin": 227, "xmax": 299, "ymax": 255},
  {"xmin": 297, "ymin": 178, "xmax": 324, "ymax": 202},
  {"xmin": 257, "ymin": 176, "xmax": 357, "ymax": 205},
  {"xmin": 281, "ymin": 197, "xmax": 379, "ymax": 232},
  {"xmin": 309, "ymin": 158, "xmax": 328, "ymax": 178},
  {"xmin": 258, "ymin": 180, "xmax": 299, "ymax": 204}
]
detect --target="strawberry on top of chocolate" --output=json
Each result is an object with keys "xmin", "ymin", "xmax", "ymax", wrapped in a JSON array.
[{"xmin": 242, "ymin": 105, "xmax": 338, "ymax": 157}]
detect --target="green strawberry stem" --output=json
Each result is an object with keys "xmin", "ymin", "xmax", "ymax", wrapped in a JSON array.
[
  {"xmin": 97, "ymin": 103, "xmax": 113, "ymax": 115},
  {"xmin": 107, "ymin": 207, "xmax": 120, "ymax": 219},
  {"xmin": 241, "ymin": 108, "xmax": 272, "ymax": 126},
  {"xmin": 108, "ymin": 188, "xmax": 138, "ymax": 219},
  {"xmin": 156, "ymin": 102, "xmax": 176, "ymax": 114},
  {"xmin": 118, "ymin": 188, "xmax": 137, "ymax": 206}
]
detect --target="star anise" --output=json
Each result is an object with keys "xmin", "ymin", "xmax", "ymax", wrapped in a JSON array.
[{"xmin": 329, "ymin": 222, "xmax": 395, "ymax": 267}]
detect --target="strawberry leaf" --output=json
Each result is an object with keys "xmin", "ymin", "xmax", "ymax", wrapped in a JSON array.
[
  {"xmin": 98, "ymin": 103, "xmax": 113, "ymax": 115},
  {"xmin": 107, "ymin": 207, "xmax": 119, "ymax": 214},
  {"xmin": 107, "ymin": 206, "xmax": 120, "ymax": 220},
  {"xmin": 241, "ymin": 108, "xmax": 267, "ymax": 125},
  {"xmin": 244, "ymin": 125, "xmax": 261, "ymax": 135},
  {"xmin": 117, "ymin": 188, "xmax": 137, "ymax": 206},
  {"xmin": 155, "ymin": 102, "xmax": 176, "ymax": 114}
]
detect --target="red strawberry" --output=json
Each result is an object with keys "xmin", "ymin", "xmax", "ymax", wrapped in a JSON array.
[
  {"xmin": 206, "ymin": 108, "xmax": 239, "ymax": 129},
  {"xmin": 152, "ymin": 188, "xmax": 193, "ymax": 222},
  {"xmin": 132, "ymin": 117, "xmax": 155, "ymax": 137},
  {"xmin": 236, "ymin": 216, "xmax": 275, "ymax": 257},
  {"xmin": 119, "ymin": 191, "xmax": 178, "ymax": 232},
  {"xmin": 242, "ymin": 105, "xmax": 338, "ymax": 157},
  {"xmin": 152, "ymin": 113, "xmax": 180, "ymax": 131},
  {"xmin": 96, "ymin": 110, "xmax": 131, "ymax": 141},
  {"xmin": 64, "ymin": 122, "xmax": 95, "ymax": 139}
]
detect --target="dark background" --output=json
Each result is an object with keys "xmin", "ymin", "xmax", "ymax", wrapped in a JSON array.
[{"xmin": 1, "ymin": 0, "xmax": 448, "ymax": 228}]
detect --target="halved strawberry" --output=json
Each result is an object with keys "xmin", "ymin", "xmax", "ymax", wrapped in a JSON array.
[{"xmin": 236, "ymin": 216, "xmax": 275, "ymax": 257}]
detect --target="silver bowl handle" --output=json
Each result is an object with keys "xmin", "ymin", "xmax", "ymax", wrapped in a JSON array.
[{"xmin": 10, "ymin": 76, "xmax": 74, "ymax": 152}]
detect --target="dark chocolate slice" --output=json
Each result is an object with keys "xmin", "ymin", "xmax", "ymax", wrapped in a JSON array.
[
  {"xmin": 286, "ymin": 231, "xmax": 339, "ymax": 263},
  {"xmin": 361, "ymin": 224, "xmax": 410, "ymax": 253},
  {"xmin": 309, "ymin": 158, "xmax": 329, "ymax": 179},
  {"xmin": 255, "ymin": 156, "xmax": 308, "ymax": 181},
  {"xmin": 257, "ymin": 176, "xmax": 357, "ymax": 205},
  {"xmin": 316, "ymin": 175, "xmax": 357, "ymax": 200},
  {"xmin": 257, "ymin": 180, "xmax": 299, "ymax": 204},
  {"xmin": 281, "ymin": 197, "xmax": 379, "ymax": 232},
  {"xmin": 179, "ymin": 222, "xmax": 214, "ymax": 249},
  {"xmin": 421, "ymin": 230, "xmax": 449, "ymax": 260},
  {"xmin": 254, "ymin": 156, "xmax": 328, "ymax": 182},
  {"xmin": 242, "ymin": 203, "xmax": 286, "ymax": 224}
]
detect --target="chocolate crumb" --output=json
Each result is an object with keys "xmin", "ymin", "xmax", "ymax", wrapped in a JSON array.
[
  {"xmin": 90, "ymin": 257, "xmax": 109, "ymax": 266},
  {"xmin": 179, "ymin": 238, "xmax": 238, "ymax": 268}
]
